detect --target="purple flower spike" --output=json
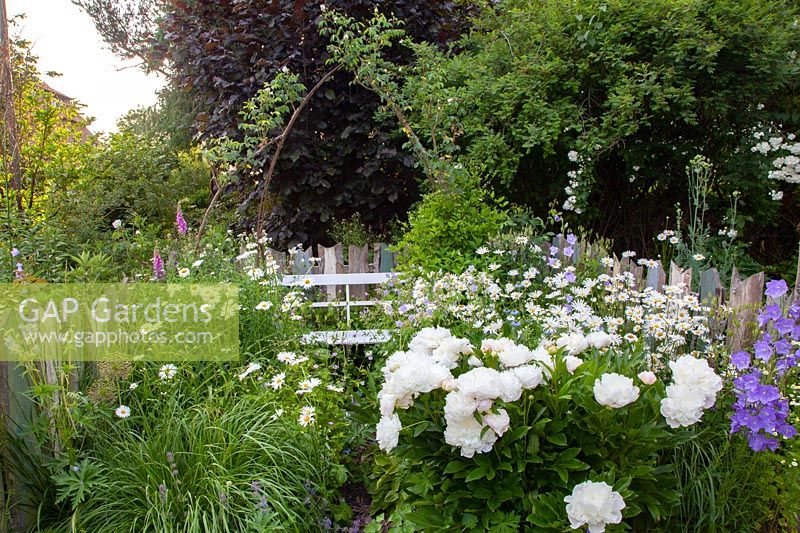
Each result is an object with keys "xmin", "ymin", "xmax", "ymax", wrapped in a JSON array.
[
  {"xmin": 176, "ymin": 204, "xmax": 188, "ymax": 235},
  {"xmin": 765, "ymin": 279, "xmax": 789, "ymax": 299},
  {"xmin": 152, "ymin": 249, "xmax": 165, "ymax": 280}
]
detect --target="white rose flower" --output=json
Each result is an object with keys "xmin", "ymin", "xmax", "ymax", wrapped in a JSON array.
[
  {"xmin": 593, "ymin": 373, "xmax": 640, "ymax": 408},
  {"xmin": 376, "ymin": 413, "xmax": 402, "ymax": 452},
  {"xmin": 564, "ymin": 481, "xmax": 625, "ymax": 533}
]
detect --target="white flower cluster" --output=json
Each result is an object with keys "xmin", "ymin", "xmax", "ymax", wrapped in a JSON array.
[
  {"xmin": 752, "ymin": 131, "xmax": 800, "ymax": 184},
  {"xmin": 659, "ymin": 354, "xmax": 722, "ymax": 428},
  {"xmin": 280, "ymin": 290, "xmax": 305, "ymax": 321},
  {"xmin": 564, "ymin": 481, "xmax": 625, "ymax": 533},
  {"xmin": 376, "ymin": 328, "xmax": 548, "ymax": 457}
]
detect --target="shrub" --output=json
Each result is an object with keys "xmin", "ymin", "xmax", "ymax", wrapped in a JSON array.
[{"xmin": 394, "ymin": 183, "xmax": 507, "ymax": 273}]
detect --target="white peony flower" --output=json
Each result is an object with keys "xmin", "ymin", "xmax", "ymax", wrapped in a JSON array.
[
  {"xmin": 408, "ymin": 327, "xmax": 453, "ymax": 356},
  {"xmin": 510, "ymin": 365, "xmax": 544, "ymax": 389},
  {"xmin": 431, "ymin": 336, "xmax": 473, "ymax": 369},
  {"xmin": 668, "ymin": 355, "xmax": 722, "ymax": 408},
  {"xmin": 444, "ymin": 391, "xmax": 479, "ymax": 420},
  {"xmin": 530, "ymin": 345, "xmax": 555, "ymax": 375},
  {"xmin": 467, "ymin": 355, "xmax": 484, "ymax": 367},
  {"xmin": 498, "ymin": 372, "xmax": 523, "ymax": 402},
  {"xmin": 593, "ymin": 373, "xmax": 640, "ymax": 408},
  {"xmin": 564, "ymin": 481, "xmax": 625, "ymax": 533},
  {"xmin": 660, "ymin": 383, "xmax": 706, "ymax": 428},
  {"xmin": 376, "ymin": 413, "xmax": 402, "ymax": 452},
  {"xmin": 456, "ymin": 367, "xmax": 506, "ymax": 401},
  {"xmin": 637, "ymin": 371, "xmax": 657, "ymax": 385},
  {"xmin": 497, "ymin": 344, "xmax": 537, "ymax": 368},
  {"xmin": 444, "ymin": 413, "xmax": 497, "ymax": 458},
  {"xmin": 564, "ymin": 355, "xmax": 584, "ymax": 374},
  {"xmin": 585, "ymin": 331, "xmax": 613, "ymax": 349},
  {"xmin": 557, "ymin": 332, "xmax": 589, "ymax": 356},
  {"xmin": 481, "ymin": 338, "xmax": 517, "ymax": 355},
  {"xmin": 483, "ymin": 409, "xmax": 510, "ymax": 437}
]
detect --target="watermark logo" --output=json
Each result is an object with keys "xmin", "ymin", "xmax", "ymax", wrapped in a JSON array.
[{"xmin": 0, "ymin": 284, "xmax": 239, "ymax": 361}]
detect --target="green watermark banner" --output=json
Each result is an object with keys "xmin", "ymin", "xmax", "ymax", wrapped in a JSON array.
[{"xmin": 0, "ymin": 283, "xmax": 239, "ymax": 361}]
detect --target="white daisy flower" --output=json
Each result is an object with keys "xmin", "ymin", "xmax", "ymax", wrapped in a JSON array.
[
  {"xmin": 298, "ymin": 406, "xmax": 316, "ymax": 427},
  {"xmin": 159, "ymin": 364, "xmax": 178, "ymax": 381},
  {"xmin": 255, "ymin": 301, "xmax": 272, "ymax": 311},
  {"xmin": 115, "ymin": 405, "xmax": 131, "ymax": 418}
]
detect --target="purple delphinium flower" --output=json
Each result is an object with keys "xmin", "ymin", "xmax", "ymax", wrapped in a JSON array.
[
  {"xmin": 176, "ymin": 204, "xmax": 188, "ymax": 235},
  {"xmin": 765, "ymin": 279, "xmax": 789, "ymax": 299},
  {"xmin": 152, "ymin": 249, "xmax": 165, "ymax": 280}
]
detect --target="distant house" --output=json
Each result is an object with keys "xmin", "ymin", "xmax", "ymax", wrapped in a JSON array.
[{"xmin": 40, "ymin": 82, "xmax": 95, "ymax": 142}]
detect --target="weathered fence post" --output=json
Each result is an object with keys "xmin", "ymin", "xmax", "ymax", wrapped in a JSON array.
[
  {"xmin": 347, "ymin": 245, "xmax": 369, "ymax": 299},
  {"xmin": 793, "ymin": 242, "xmax": 800, "ymax": 303},
  {"xmin": 646, "ymin": 260, "xmax": 666, "ymax": 291},
  {"xmin": 727, "ymin": 269, "xmax": 765, "ymax": 352},
  {"xmin": 318, "ymin": 244, "xmax": 343, "ymax": 300},
  {"xmin": 699, "ymin": 268, "xmax": 723, "ymax": 305},
  {"xmin": 669, "ymin": 261, "xmax": 692, "ymax": 293}
]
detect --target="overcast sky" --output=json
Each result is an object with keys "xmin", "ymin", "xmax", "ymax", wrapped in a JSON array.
[{"xmin": 7, "ymin": 0, "xmax": 165, "ymax": 133}]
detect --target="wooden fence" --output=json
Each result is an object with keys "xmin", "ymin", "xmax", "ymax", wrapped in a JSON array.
[
  {"xmin": 262, "ymin": 239, "xmax": 800, "ymax": 351},
  {"xmin": 263, "ymin": 243, "xmax": 396, "ymax": 276},
  {"xmin": 551, "ymin": 236, "xmax": 800, "ymax": 351}
]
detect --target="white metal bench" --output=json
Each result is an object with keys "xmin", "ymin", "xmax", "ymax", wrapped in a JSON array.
[{"xmin": 281, "ymin": 272, "xmax": 395, "ymax": 345}]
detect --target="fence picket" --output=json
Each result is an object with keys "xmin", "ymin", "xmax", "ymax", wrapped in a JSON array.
[
  {"xmin": 669, "ymin": 262, "xmax": 692, "ymax": 293},
  {"xmin": 646, "ymin": 261, "xmax": 666, "ymax": 291},
  {"xmin": 727, "ymin": 271, "xmax": 765, "ymax": 351},
  {"xmin": 699, "ymin": 268, "xmax": 723, "ymax": 304},
  {"xmin": 793, "ymin": 243, "xmax": 800, "ymax": 303},
  {"xmin": 347, "ymin": 245, "xmax": 370, "ymax": 299}
]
